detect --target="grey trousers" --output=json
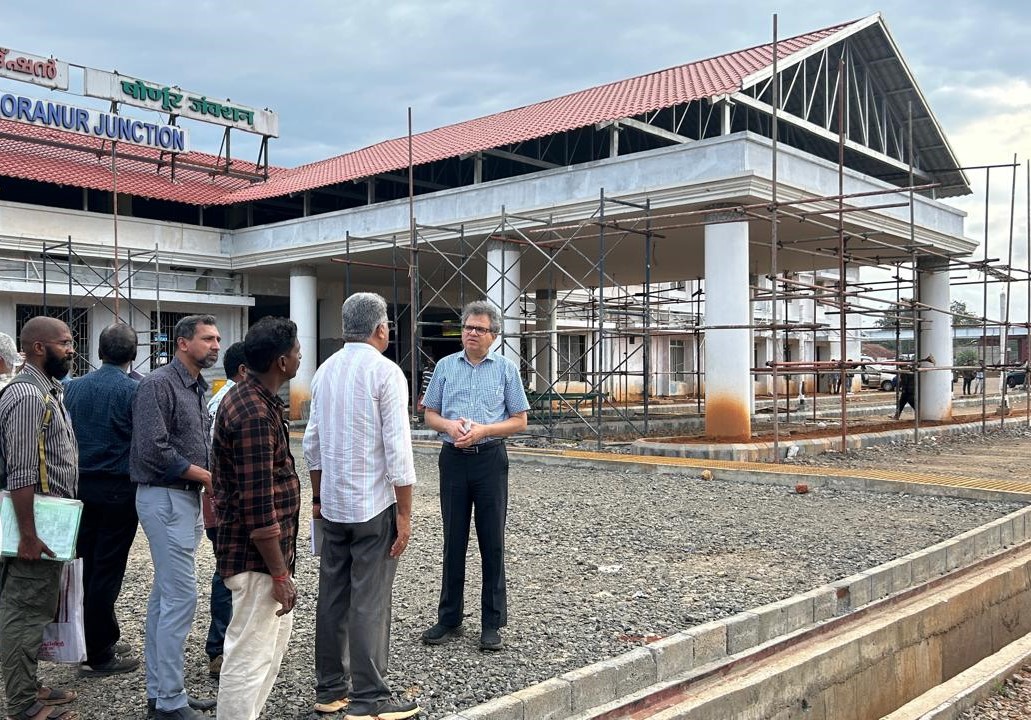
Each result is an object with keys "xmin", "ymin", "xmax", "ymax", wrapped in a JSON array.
[
  {"xmin": 136, "ymin": 484, "xmax": 203, "ymax": 712},
  {"xmin": 0, "ymin": 557, "xmax": 63, "ymax": 717},
  {"xmin": 314, "ymin": 505, "xmax": 398, "ymax": 706}
]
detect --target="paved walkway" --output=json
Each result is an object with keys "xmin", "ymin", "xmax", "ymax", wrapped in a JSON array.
[{"xmin": 541, "ymin": 448, "xmax": 1031, "ymax": 496}]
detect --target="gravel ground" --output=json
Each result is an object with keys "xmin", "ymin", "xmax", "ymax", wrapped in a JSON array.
[
  {"xmin": 5, "ymin": 438, "xmax": 1026, "ymax": 720},
  {"xmin": 959, "ymin": 665, "xmax": 1031, "ymax": 719}
]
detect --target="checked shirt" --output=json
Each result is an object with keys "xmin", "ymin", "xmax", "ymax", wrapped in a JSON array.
[{"xmin": 211, "ymin": 375, "xmax": 300, "ymax": 579}]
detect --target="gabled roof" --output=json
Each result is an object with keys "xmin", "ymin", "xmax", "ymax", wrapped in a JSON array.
[
  {"xmin": 0, "ymin": 15, "xmax": 968, "ymax": 207},
  {"xmin": 222, "ymin": 20, "xmax": 851, "ymax": 204}
]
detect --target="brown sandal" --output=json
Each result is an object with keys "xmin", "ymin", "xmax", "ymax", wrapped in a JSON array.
[
  {"xmin": 35, "ymin": 688, "xmax": 77, "ymax": 706},
  {"xmin": 7, "ymin": 701, "xmax": 80, "ymax": 720}
]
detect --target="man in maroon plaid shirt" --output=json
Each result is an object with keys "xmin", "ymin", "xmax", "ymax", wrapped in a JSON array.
[{"xmin": 211, "ymin": 317, "xmax": 302, "ymax": 720}]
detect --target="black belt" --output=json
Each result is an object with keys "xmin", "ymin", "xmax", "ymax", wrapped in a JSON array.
[
  {"xmin": 152, "ymin": 481, "xmax": 202, "ymax": 492},
  {"xmin": 443, "ymin": 439, "xmax": 504, "ymax": 455}
]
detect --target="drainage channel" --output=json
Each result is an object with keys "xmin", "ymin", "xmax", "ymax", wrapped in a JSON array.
[
  {"xmin": 576, "ymin": 538, "xmax": 1031, "ymax": 720},
  {"xmin": 437, "ymin": 505, "xmax": 1031, "ymax": 720}
]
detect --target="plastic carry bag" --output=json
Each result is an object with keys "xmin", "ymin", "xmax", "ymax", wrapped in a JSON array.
[{"xmin": 39, "ymin": 558, "xmax": 86, "ymax": 663}]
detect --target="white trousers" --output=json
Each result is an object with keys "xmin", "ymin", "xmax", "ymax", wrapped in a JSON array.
[{"xmin": 216, "ymin": 571, "xmax": 294, "ymax": 720}]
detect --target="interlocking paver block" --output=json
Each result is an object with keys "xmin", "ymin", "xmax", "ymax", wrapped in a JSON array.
[
  {"xmin": 648, "ymin": 631, "xmax": 695, "ymax": 681},
  {"xmin": 725, "ymin": 612, "xmax": 759, "ymax": 654},
  {"xmin": 561, "ymin": 660, "xmax": 617, "ymax": 712},
  {"xmin": 607, "ymin": 646, "xmax": 656, "ymax": 697},
  {"xmin": 687, "ymin": 621, "xmax": 728, "ymax": 665},
  {"xmin": 459, "ymin": 695, "xmax": 523, "ymax": 720},
  {"xmin": 511, "ymin": 678, "xmax": 570, "ymax": 720}
]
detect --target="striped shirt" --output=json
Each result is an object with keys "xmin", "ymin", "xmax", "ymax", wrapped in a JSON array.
[
  {"xmin": 422, "ymin": 350, "xmax": 530, "ymax": 443},
  {"xmin": 0, "ymin": 363, "xmax": 78, "ymax": 498},
  {"xmin": 302, "ymin": 342, "xmax": 416, "ymax": 524}
]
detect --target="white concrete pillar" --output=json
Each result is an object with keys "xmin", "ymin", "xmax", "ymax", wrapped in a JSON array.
[
  {"xmin": 486, "ymin": 238, "xmax": 521, "ymax": 364},
  {"xmin": 534, "ymin": 289, "xmax": 556, "ymax": 391},
  {"xmin": 318, "ymin": 280, "xmax": 345, "ymax": 362},
  {"xmin": 704, "ymin": 215, "xmax": 751, "ymax": 440},
  {"xmin": 755, "ymin": 335, "xmax": 772, "ymax": 397},
  {"xmin": 918, "ymin": 261, "xmax": 953, "ymax": 421},
  {"xmin": 289, "ymin": 265, "xmax": 318, "ymax": 421}
]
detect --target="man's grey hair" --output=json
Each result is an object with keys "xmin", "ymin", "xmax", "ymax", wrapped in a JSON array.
[
  {"xmin": 342, "ymin": 292, "xmax": 389, "ymax": 342},
  {"xmin": 0, "ymin": 332, "xmax": 18, "ymax": 370},
  {"xmin": 461, "ymin": 301, "xmax": 502, "ymax": 333}
]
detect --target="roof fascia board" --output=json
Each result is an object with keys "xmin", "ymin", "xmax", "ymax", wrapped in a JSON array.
[
  {"xmin": 738, "ymin": 13, "xmax": 882, "ymax": 90},
  {"xmin": 730, "ymin": 92, "xmax": 932, "ymax": 182}
]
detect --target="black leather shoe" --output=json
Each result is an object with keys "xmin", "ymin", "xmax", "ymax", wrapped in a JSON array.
[
  {"xmin": 79, "ymin": 653, "xmax": 140, "ymax": 676},
  {"xmin": 147, "ymin": 696, "xmax": 217, "ymax": 719},
  {"xmin": 420, "ymin": 622, "xmax": 461, "ymax": 645},
  {"xmin": 152, "ymin": 707, "xmax": 210, "ymax": 720},
  {"xmin": 479, "ymin": 627, "xmax": 504, "ymax": 651}
]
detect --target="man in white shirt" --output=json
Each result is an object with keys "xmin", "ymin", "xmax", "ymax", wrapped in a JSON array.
[{"xmin": 302, "ymin": 293, "xmax": 420, "ymax": 720}]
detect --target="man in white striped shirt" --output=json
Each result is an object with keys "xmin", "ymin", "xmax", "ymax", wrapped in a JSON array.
[{"xmin": 302, "ymin": 292, "xmax": 420, "ymax": 720}]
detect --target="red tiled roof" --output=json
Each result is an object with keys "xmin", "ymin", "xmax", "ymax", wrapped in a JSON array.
[
  {"xmin": 0, "ymin": 19, "xmax": 855, "ymax": 207},
  {"xmin": 223, "ymin": 20, "xmax": 852, "ymax": 205},
  {"xmin": 0, "ymin": 120, "xmax": 286, "ymax": 205}
]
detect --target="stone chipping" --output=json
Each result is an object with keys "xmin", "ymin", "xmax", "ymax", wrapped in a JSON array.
[{"xmin": 3, "ymin": 434, "xmax": 1027, "ymax": 720}]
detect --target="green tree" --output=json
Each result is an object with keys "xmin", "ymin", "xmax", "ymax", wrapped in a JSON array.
[
  {"xmin": 875, "ymin": 299, "xmax": 979, "ymax": 329},
  {"xmin": 955, "ymin": 349, "xmax": 979, "ymax": 369},
  {"xmin": 951, "ymin": 300, "xmax": 979, "ymax": 326}
]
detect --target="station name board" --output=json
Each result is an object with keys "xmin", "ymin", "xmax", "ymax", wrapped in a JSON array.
[
  {"xmin": 0, "ymin": 47, "xmax": 68, "ymax": 90},
  {"xmin": 0, "ymin": 92, "xmax": 189, "ymax": 152},
  {"xmin": 84, "ymin": 69, "xmax": 278, "ymax": 138}
]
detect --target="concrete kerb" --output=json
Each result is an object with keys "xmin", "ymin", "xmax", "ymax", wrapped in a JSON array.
[
  {"xmin": 440, "ymin": 504, "xmax": 1031, "ymax": 720},
  {"xmin": 631, "ymin": 417, "xmax": 1031, "ymax": 462}
]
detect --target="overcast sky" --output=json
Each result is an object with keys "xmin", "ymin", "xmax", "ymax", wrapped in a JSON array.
[{"xmin": 3, "ymin": 0, "xmax": 1029, "ymax": 317}]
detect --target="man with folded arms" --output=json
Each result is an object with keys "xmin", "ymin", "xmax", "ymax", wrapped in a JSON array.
[
  {"xmin": 212, "ymin": 317, "xmax": 301, "ymax": 720},
  {"xmin": 303, "ymin": 292, "xmax": 419, "ymax": 720},
  {"xmin": 0, "ymin": 317, "xmax": 80, "ymax": 720},
  {"xmin": 420, "ymin": 300, "xmax": 529, "ymax": 652},
  {"xmin": 131, "ymin": 314, "xmax": 220, "ymax": 720}
]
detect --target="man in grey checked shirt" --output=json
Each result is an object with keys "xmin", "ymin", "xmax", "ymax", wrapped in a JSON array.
[
  {"xmin": 131, "ymin": 314, "xmax": 220, "ymax": 720},
  {"xmin": 420, "ymin": 300, "xmax": 529, "ymax": 652}
]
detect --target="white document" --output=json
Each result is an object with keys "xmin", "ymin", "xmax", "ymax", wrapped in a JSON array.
[
  {"xmin": 0, "ymin": 491, "xmax": 83, "ymax": 562},
  {"xmin": 310, "ymin": 517, "xmax": 324, "ymax": 556}
]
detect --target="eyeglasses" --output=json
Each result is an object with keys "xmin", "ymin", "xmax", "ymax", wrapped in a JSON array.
[
  {"xmin": 45, "ymin": 340, "xmax": 75, "ymax": 350},
  {"xmin": 462, "ymin": 324, "xmax": 494, "ymax": 336},
  {"xmin": 383, "ymin": 320, "xmax": 396, "ymax": 333}
]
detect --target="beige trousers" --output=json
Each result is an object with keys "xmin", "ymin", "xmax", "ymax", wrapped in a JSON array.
[{"xmin": 216, "ymin": 571, "xmax": 294, "ymax": 720}]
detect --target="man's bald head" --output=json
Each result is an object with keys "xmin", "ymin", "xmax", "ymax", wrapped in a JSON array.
[
  {"xmin": 20, "ymin": 317, "xmax": 70, "ymax": 349},
  {"xmin": 20, "ymin": 317, "xmax": 74, "ymax": 379}
]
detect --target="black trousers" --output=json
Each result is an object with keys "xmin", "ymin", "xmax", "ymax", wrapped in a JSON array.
[
  {"xmin": 436, "ymin": 442, "xmax": 508, "ymax": 629},
  {"xmin": 76, "ymin": 480, "xmax": 139, "ymax": 665},
  {"xmin": 896, "ymin": 390, "xmax": 916, "ymax": 416}
]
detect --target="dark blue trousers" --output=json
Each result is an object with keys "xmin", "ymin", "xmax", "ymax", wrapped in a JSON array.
[
  {"xmin": 205, "ymin": 527, "xmax": 232, "ymax": 659},
  {"xmin": 76, "ymin": 479, "xmax": 138, "ymax": 666}
]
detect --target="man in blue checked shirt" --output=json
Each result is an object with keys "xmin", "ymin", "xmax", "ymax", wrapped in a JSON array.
[{"xmin": 420, "ymin": 300, "xmax": 529, "ymax": 652}]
